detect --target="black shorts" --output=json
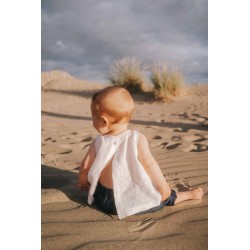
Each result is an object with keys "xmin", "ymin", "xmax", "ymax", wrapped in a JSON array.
[
  {"xmin": 93, "ymin": 182, "xmax": 177, "ymax": 215},
  {"xmin": 93, "ymin": 182, "xmax": 117, "ymax": 214}
]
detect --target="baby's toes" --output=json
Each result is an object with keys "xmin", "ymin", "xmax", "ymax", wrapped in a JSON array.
[
  {"xmin": 198, "ymin": 187, "xmax": 204, "ymax": 195},
  {"xmin": 199, "ymin": 189, "xmax": 204, "ymax": 199}
]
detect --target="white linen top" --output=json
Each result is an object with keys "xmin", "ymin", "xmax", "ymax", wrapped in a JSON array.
[{"xmin": 87, "ymin": 129, "xmax": 162, "ymax": 219}]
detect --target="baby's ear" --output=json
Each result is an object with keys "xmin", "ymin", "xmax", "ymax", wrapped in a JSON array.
[{"xmin": 101, "ymin": 116, "xmax": 109, "ymax": 126}]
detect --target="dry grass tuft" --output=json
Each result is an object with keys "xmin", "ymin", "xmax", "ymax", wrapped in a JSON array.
[
  {"xmin": 150, "ymin": 62, "xmax": 184, "ymax": 101},
  {"xmin": 109, "ymin": 57, "xmax": 148, "ymax": 93}
]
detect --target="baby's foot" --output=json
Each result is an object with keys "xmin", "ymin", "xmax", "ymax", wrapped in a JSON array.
[{"xmin": 190, "ymin": 187, "xmax": 204, "ymax": 200}]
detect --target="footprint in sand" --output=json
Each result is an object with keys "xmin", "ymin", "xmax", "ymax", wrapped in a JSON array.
[
  {"xmin": 201, "ymin": 134, "xmax": 208, "ymax": 140},
  {"xmin": 166, "ymin": 143, "xmax": 182, "ymax": 149},
  {"xmin": 178, "ymin": 141, "xmax": 197, "ymax": 152},
  {"xmin": 193, "ymin": 144, "xmax": 208, "ymax": 152},
  {"xmin": 128, "ymin": 218, "xmax": 156, "ymax": 233},
  {"xmin": 190, "ymin": 114, "xmax": 207, "ymax": 125},
  {"xmin": 161, "ymin": 142, "xmax": 181, "ymax": 150},
  {"xmin": 172, "ymin": 136, "xmax": 182, "ymax": 141},
  {"xmin": 42, "ymin": 136, "xmax": 57, "ymax": 144},
  {"xmin": 153, "ymin": 135, "xmax": 162, "ymax": 140},
  {"xmin": 191, "ymin": 113, "xmax": 202, "ymax": 118},
  {"xmin": 178, "ymin": 112, "xmax": 208, "ymax": 126},
  {"xmin": 181, "ymin": 142, "xmax": 208, "ymax": 152},
  {"xmin": 161, "ymin": 136, "xmax": 208, "ymax": 152},
  {"xmin": 83, "ymin": 143, "xmax": 91, "ymax": 150},
  {"xmin": 44, "ymin": 137, "xmax": 52, "ymax": 141},
  {"xmin": 180, "ymin": 135, "xmax": 202, "ymax": 142},
  {"xmin": 41, "ymin": 144, "xmax": 72, "ymax": 155},
  {"xmin": 150, "ymin": 137, "xmax": 164, "ymax": 148},
  {"xmin": 182, "ymin": 134, "xmax": 208, "ymax": 152},
  {"xmin": 202, "ymin": 120, "xmax": 208, "ymax": 126},
  {"xmin": 171, "ymin": 134, "xmax": 204, "ymax": 142},
  {"xmin": 170, "ymin": 177, "xmax": 190, "ymax": 191},
  {"xmin": 81, "ymin": 136, "xmax": 93, "ymax": 142},
  {"xmin": 58, "ymin": 134, "xmax": 93, "ymax": 145},
  {"xmin": 195, "ymin": 117, "xmax": 206, "ymax": 123},
  {"xmin": 174, "ymin": 128, "xmax": 183, "ymax": 132},
  {"xmin": 60, "ymin": 134, "xmax": 79, "ymax": 141},
  {"xmin": 189, "ymin": 117, "xmax": 206, "ymax": 124},
  {"xmin": 199, "ymin": 140, "xmax": 208, "ymax": 147},
  {"xmin": 160, "ymin": 135, "xmax": 194, "ymax": 152},
  {"xmin": 178, "ymin": 112, "xmax": 191, "ymax": 119}
]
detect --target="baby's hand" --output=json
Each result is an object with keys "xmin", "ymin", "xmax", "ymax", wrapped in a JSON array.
[
  {"xmin": 78, "ymin": 168, "xmax": 90, "ymax": 191},
  {"xmin": 77, "ymin": 183, "xmax": 90, "ymax": 192}
]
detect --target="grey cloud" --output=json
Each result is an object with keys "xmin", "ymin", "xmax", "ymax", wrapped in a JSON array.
[{"xmin": 42, "ymin": 0, "xmax": 207, "ymax": 83}]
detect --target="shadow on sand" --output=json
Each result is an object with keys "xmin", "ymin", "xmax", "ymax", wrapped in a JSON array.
[
  {"xmin": 41, "ymin": 164, "xmax": 113, "ymax": 216},
  {"xmin": 42, "ymin": 110, "xmax": 207, "ymax": 132},
  {"xmin": 41, "ymin": 164, "xmax": 87, "ymax": 204}
]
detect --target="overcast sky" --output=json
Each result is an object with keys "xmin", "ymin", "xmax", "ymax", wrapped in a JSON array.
[{"xmin": 41, "ymin": 0, "xmax": 207, "ymax": 84}]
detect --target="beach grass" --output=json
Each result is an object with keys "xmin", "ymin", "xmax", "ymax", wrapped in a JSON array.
[
  {"xmin": 109, "ymin": 57, "xmax": 148, "ymax": 93},
  {"xmin": 150, "ymin": 62, "xmax": 184, "ymax": 101}
]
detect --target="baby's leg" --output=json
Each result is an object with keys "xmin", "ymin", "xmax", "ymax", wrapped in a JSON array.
[{"xmin": 174, "ymin": 187, "xmax": 204, "ymax": 204}]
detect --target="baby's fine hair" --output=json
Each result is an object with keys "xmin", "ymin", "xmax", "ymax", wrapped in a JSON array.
[{"xmin": 91, "ymin": 86, "xmax": 135, "ymax": 123}]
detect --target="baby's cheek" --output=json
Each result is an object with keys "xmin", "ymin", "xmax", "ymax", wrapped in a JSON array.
[{"xmin": 98, "ymin": 127, "xmax": 109, "ymax": 135}]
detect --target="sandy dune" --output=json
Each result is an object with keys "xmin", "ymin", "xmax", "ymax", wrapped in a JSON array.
[{"xmin": 41, "ymin": 71, "xmax": 208, "ymax": 249}]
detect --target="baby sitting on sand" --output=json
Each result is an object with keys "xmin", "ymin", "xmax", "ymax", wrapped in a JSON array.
[{"xmin": 78, "ymin": 86, "xmax": 203, "ymax": 219}]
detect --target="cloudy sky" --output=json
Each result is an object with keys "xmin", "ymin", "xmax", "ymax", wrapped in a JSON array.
[{"xmin": 41, "ymin": 0, "xmax": 207, "ymax": 84}]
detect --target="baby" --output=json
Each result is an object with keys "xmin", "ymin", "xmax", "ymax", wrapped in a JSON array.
[{"xmin": 78, "ymin": 86, "xmax": 203, "ymax": 219}]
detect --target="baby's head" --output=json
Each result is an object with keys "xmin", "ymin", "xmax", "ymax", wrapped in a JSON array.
[{"xmin": 91, "ymin": 86, "xmax": 135, "ymax": 134}]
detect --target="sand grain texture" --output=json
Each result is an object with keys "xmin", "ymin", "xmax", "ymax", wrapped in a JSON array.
[{"xmin": 41, "ymin": 72, "xmax": 208, "ymax": 250}]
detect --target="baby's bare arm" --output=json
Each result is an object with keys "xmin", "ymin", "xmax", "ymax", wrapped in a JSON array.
[
  {"xmin": 78, "ymin": 140, "xmax": 96, "ymax": 190},
  {"xmin": 137, "ymin": 133, "xmax": 171, "ymax": 201}
]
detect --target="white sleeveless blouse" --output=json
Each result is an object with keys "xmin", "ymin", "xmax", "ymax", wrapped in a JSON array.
[{"xmin": 87, "ymin": 130, "xmax": 162, "ymax": 219}]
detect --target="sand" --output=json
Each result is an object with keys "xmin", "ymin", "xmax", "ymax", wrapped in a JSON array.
[{"xmin": 41, "ymin": 71, "xmax": 208, "ymax": 249}]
